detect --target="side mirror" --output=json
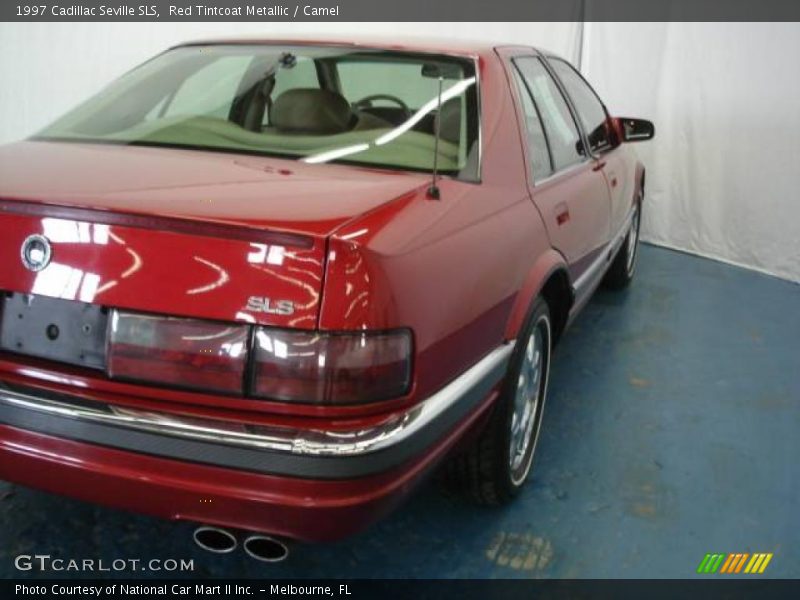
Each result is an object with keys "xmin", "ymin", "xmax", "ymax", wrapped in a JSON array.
[{"xmin": 615, "ymin": 117, "xmax": 655, "ymax": 142}]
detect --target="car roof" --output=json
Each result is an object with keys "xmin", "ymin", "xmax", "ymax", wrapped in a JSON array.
[{"xmin": 172, "ymin": 35, "xmax": 544, "ymax": 59}]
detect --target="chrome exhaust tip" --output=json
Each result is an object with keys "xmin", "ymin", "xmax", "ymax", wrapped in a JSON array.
[
  {"xmin": 242, "ymin": 534, "xmax": 290, "ymax": 563},
  {"xmin": 192, "ymin": 526, "xmax": 238, "ymax": 554}
]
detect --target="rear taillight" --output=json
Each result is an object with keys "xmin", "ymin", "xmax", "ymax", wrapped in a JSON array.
[
  {"xmin": 100, "ymin": 308, "xmax": 411, "ymax": 403},
  {"xmin": 251, "ymin": 328, "xmax": 412, "ymax": 405},
  {"xmin": 107, "ymin": 310, "xmax": 249, "ymax": 394}
]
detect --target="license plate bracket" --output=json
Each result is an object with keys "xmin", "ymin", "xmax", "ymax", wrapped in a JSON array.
[{"xmin": 0, "ymin": 293, "xmax": 108, "ymax": 370}]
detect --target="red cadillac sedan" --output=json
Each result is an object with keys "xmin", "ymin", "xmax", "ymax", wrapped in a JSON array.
[{"xmin": 0, "ymin": 37, "xmax": 652, "ymax": 560}]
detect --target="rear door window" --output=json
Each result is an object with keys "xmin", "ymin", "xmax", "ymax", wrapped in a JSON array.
[
  {"xmin": 514, "ymin": 57, "xmax": 585, "ymax": 171},
  {"xmin": 510, "ymin": 68, "xmax": 553, "ymax": 182}
]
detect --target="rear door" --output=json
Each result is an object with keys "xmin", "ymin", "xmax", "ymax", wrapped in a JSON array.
[
  {"xmin": 507, "ymin": 53, "xmax": 612, "ymax": 294},
  {"xmin": 547, "ymin": 56, "xmax": 633, "ymax": 237}
]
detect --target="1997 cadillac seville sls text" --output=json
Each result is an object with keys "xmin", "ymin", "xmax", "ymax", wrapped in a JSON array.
[{"xmin": 0, "ymin": 37, "xmax": 653, "ymax": 560}]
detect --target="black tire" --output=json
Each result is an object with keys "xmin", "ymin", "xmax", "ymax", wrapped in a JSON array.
[
  {"xmin": 445, "ymin": 297, "xmax": 552, "ymax": 505},
  {"xmin": 604, "ymin": 198, "xmax": 642, "ymax": 290}
]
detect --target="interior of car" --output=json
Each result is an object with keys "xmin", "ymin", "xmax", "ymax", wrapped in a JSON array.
[{"xmin": 39, "ymin": 47, "xmax": 480, "ymax": 175}]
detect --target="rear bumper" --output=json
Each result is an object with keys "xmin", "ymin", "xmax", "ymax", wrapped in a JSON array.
[{"xmin": 0, "ymin": 345, "xmax": 510, "ymax": 541}]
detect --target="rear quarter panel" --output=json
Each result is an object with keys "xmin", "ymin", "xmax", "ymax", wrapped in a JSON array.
[{"xmin": 320, "ymin": 50, "xmax": 555, "ymax": 402}]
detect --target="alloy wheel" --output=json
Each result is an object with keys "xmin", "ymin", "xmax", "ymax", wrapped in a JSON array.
[{"xmin": 509, "ymin": 315, "xmax": 550, "ymax": 486}]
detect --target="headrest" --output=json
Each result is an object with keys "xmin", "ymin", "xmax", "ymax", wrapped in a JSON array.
[
  {"xmin": 270, "ymin": 88, "xmax": 354, "ymax": 134},
  {"xmin": 435, "ymin": 98, "xmax": 462, "ymax": 144}
]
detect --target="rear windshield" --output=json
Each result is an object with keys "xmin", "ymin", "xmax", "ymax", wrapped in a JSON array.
[{"xmin": 36, "ymin": 45, "xmax": 480, "ymax": 179}]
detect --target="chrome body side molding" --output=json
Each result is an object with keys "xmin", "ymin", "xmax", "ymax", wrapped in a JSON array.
[{"xmin": 572, "ymin": 205, "xmax": 636, "ymax": 297}]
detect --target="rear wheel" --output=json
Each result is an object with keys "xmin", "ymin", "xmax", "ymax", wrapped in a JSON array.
[
  {"xmin": 445, "ymin": 297, "xmax": 551, "ymax": 505},
  {"xmin": 604, "ymin": 198, "xmax": 641, "ymax": 290}
]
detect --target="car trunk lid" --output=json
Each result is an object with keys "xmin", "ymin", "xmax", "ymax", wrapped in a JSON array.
[{"xmin": 0, "ymin": 140, "xmax": 426, "ymax": 330}]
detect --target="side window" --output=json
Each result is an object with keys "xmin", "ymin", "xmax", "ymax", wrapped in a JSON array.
[
  {"xmin": 514, "ymin": 57, "xmax": 585, "ymax": 171},
  {"xmin": 511, "ymin": 68, "xmax": 552, "ymax": 182},
  {"xmin": 549, "ymin": 58, "xmax": 612, "ymax": 154},
  {"xmin": 163, "ymin": 56, "xmax": 252, "ymax": 119}
]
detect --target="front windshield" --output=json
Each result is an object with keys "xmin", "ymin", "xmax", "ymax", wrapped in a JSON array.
[{"xmin": 36, "ymin": 44, "xmax": 480, "ymax": 178}]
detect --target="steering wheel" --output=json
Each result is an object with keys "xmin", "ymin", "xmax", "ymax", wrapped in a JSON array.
[{"xmin": 352, "ymin": 94, "xmax": 411, "ymax": 119}]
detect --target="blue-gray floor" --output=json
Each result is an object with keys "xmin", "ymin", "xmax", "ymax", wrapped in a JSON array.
[{"xmin": 1, "ymin": 244, "xmax": 798, "ymax": 579}]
